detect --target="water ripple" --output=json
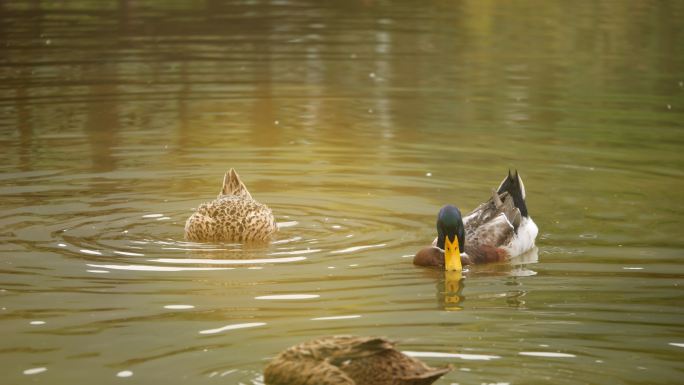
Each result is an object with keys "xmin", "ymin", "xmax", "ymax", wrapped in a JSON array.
[
  {"xmin": 23, "ymin": 368, "xmax": 47, "ymax": 376},
  {"xmin": 255, "ymin": 294, "xmax": 320, "ymax": 300},
  {"xmin": 149, "ymin": 256, "xmax": 306, "ymax": 265},
  {"xmin": 403, "ymin": 351, "xmax": 501, "ymax": 361},
  {"xmin": 86, "ymin": 263, "xmax": 233, "ymax": 272},
  {"xmin": 518, "ymin": 352, "xmax": 576, "ymax": 358},
  {"xmin": 310, "ymin": 315, "xmax": 361, "ymax": 321},
  {"xmin": 330, "ymin": 243, "xmax": 386, "ymax": 254},
  {"xmin": 199, "ymin": 322, "xmax": 266, "ymax": 335}
]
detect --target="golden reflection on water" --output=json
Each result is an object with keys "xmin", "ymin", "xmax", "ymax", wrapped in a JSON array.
[{"xmin": 442, "ymin": 271, "xmax": 464, "ymax": 311}]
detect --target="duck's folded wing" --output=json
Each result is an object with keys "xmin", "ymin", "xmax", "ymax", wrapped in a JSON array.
[
  {"xmin": 464, "ymin": 190, "xmax": 521, "ymax": 232},
  {"xmin": 327, "ymin": 337, "xmax": 395, "ymax": 364},
  {"xmin": 264, "ymin": 337, "xmax": 389, "ymax": 385},
  {"xmin": 464, "ymin": 213, "xmax": 515, "ymax": 263}
]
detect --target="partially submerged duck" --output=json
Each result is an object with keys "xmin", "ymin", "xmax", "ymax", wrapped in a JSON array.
[
  {"xmin": 264, "ymin": 336, "xmax": 450, "ymax": 385},
  {"xmin": 184, "ymin": 169, "xmax": 277, "ymax": 242},
  {"xmin": 414, "ymin": 170, "xmax": 538, "ymax": 270}
]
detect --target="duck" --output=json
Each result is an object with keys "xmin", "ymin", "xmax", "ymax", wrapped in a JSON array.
[
  {"xmin": 414, "ymin": 170, "xmax": 538, "ymax": 271},
  {"xmin": 184, "ymin": 169, "xmax": 277, "ymax": 242},
  {"xmin": 264, "ymin": 336, "xmax": 451, "ymax": 385}
]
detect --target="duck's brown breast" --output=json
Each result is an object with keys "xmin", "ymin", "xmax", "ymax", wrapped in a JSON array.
[{"xmin": 413, "ymin": 246, "xmax": 444, "ymax": 267}]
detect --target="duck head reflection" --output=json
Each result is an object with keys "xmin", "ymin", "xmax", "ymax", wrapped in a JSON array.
[
  {"xmin": 439, "ymin": 270, "xmax": 465, "ymax": 311},
  {"xmin": 433, "ymin": 246, "xmax": 540, "ymax": 310}
]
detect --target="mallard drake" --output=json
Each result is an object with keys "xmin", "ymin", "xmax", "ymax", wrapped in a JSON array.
[
  {"xmin": 414, "ymin": 170, "xmax": 538, "ymax": 271},
  {"xmin": 264, "ymin": 336, "xmax": 450, "ymax": 385},
  {"xmin": 184, "ymin": 169, "xmax": 277, "ymax": 242}
]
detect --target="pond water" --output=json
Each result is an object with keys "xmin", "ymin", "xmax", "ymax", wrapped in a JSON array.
[{"xmin": 1, "ymin": 1, "xmax": 683, "ymax": 384}]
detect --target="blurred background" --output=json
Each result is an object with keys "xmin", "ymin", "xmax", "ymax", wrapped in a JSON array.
[{"xmin": 1, "ymin": 1, "xmax": 683, "ymax": 384}]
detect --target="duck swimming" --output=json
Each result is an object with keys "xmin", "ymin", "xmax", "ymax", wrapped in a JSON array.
[
  {"xmin": 414, "ymin": 170, "xmax": 538, "ymax": 270},
  {"xmin": 264, "ymin": 336, "xmax": 450, "ymax": 385},
  {"xmin": 184, "ymin": 169, "xmax": 277, "ymax": 242}
]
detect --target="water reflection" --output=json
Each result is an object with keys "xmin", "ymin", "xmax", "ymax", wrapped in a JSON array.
[
  {"xmin": 441, "ymin": 270, "xmax": 465, "ymax": 311},
  {"xmin": 116, "ymin": 370, "xmax": 134, "ymax": 378},
  {"xmin": 86, "ymin": 263, "xmax": 233, "ymax": 272},
  {"xmin": 431, "ymin": 248, "xmax": 539, "ymax": 310},
  {"xmin": 310, "ymin": 315, "xmax": 361, "ymax": 321},
  {"xmin": 403, "ymin": 351, "xmax": 501, "ymax": 361},
  {"xmin": 254, "ymin": 294, "xmax": 319, "ymax": 300},
  {"xmin": 84, "ymin": 63, "xmax": 120, "ymax": 173},
  {"xmin": 23, "ymin": 367, "xmax": 47, "ymax": 376},
  {"xmin": 519, "ymin": 351, "xmax": 576, "ymax": 358},
  {"xmin": 163, "ymin": 305, "xmax": 195, "ymax": 310},
  {"xmin": 198, "ymin": 322, "xmax": 266, "ymax": 335},
  {"xmin": 14, "ymin": 69, "xmax": 33, "ymax": 172},
  {"xmin": 467, "ymin": 247, "xmax": 540, "ymax": 278},
  {"xmin": 150, "ymin": 256, "xmax": 307, "ymax": 265}
]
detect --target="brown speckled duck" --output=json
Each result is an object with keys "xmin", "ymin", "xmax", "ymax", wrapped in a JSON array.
[
  {"xmin": 414, "ymin": 170, "xmax": 538, "ymax": 271},
  {"xmin": 184, "ymin": 169, "xmax": 277, "ymax": 242},
  {"xmin": 264, "ymin": 336, "xmax": 451, "ymax": 385}
]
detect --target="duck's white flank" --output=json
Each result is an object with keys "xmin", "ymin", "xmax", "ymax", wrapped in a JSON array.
[{"xmin": 502, "ymin": 216, "xmax": 538, "ymax": 257}]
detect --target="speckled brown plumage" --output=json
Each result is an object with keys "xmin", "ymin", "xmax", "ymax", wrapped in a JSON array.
[
  {"xmin": 264, "ymin": 336, "xmax": 451, "ymax": 385},
  {"xmin": 184, "ymin": 169, "xmax": 277, "ymax": 242}
]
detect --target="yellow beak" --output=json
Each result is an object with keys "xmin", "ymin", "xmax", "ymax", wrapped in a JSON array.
[{"xmin": 444, "ymin": 235, "xmax": 462, "ymax": 271}]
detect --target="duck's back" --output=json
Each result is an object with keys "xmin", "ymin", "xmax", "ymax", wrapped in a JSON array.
[
  {"xmin": 184, "ymin": 195, "xmax": 276, "ymax": 242},
  {"xmin": 462, "ymin": 192, "xmax": 517, "ymax": 262},
  {"xmin": 264, "ymin": 336, "xmax": 450, "ymax": 385},
  {"xmin": 184, "ymin": 169, "xmax": 277, "ymax": 242},
  {"xmin": 342, "ymin": 348, "xmax": 450, "ymax": 385},
  {"xmin": 462, "ymin": 171, "xmax": 537, "ymax": 262}
]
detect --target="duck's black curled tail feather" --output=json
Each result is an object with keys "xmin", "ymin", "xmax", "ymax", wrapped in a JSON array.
[{"xmin": 496, "ymin": 169, "xmax": 528, "ymax": 218}]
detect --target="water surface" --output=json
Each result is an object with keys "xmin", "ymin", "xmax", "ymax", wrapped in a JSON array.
[{"xmin": 1, "ymin": 1, "xmax": 683, "ymax": 384}]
